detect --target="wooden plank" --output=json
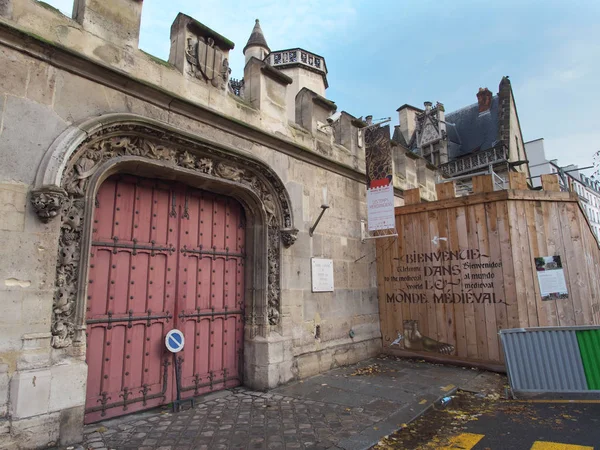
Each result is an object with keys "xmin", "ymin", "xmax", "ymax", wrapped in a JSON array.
[
  {"xmin": 436, "ymin": 204, "xmax": 457, "ymax": 351},
  {"xmin": 448, "ymin": 205, "xmax": 468, "ymax": 358},
  {"xmin": 509, "ymin": 172, "xmax": 528, "ymax": 190},
  {"xmin": 534, "ymin": 201, "xmax": 558, "ymax": 326},
  {"xmin": 376, "ymin": 237, "xmax": 389, "ymax": 345},
  {"xmin": 472, "ymin": 175, "xmax": 495, "ymax": 193},
  {"xmin": 419, "ymin": 210, "xmax": 434, "ymax": 339},
  {"xmin": 473, "ymin": 200, "xmax": 498, "ymax": 361},
  {"xmin": 497, "ymin": 200, "xmax": 520, "ymax": 329},
  {"xmin": 435, "ymin": 181, "xmax": 456, "ymax": 200},
  {"xmin": 507, "ymin": 200, "xmax": 530, "ymax": 327},
  {"xmin": 428, "ymin": 208, "xmax": 447, "ymax": 345},
  {"xmin": 401, "ymin": 210, "xmax": 415, "ymax": 328},
  {"xmin": 465, "ymin": 205, "xmax": 480, "ymax": 359},
  {"xmin": 404, "ymin": 188, "xmax": 421, "ymax": 205},
  {"xmin": 396, "ymin": 190, "xmax": 574, "ymax": 216},
  {"xmin": 524, "ymin": 200, "xmax": 547, "ymax": 327},
  {"xmin": 541, "ymin": 174, "xmax": 560, "ymax": 192},
  {"xmin": 517, "ymin": 201, "xmax": 540, "ymax": 327},
  {"xmin": 552, "ymin": 202, "xmax": 576, "ymax": 326},
  {"xmin": 486, "ymin": 200, "xmax": 508, "ymax": 362},
  {"xmin": 560, "ymin": 202, "xmax": 588, "ymax": 325},
  {"xmin": 388, "ymin": 216, "xmax": 403, "ymax": 345},
  {"xmin": 471, "ymin": 202, "xmax": 490, "ymax": 361}
]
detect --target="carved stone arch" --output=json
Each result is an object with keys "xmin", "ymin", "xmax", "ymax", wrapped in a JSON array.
[{"xmin": 31, "ymin": 113, "xmax": 298, "ymax": 350}]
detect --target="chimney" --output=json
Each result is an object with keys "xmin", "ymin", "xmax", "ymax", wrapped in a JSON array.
[
  {"xmin": 476, "ymin": 87, "xmax": 493, "ymax": 113},
  {"xmin": 396, "ymin": 104, "xmax": 421, "ymax": 147},
  {"xmin": 424, "ymin": 101, "xmax": 432, "ymax": 112},
  {"xmin": 365, "ymin": 115, "xmax": 373, "ymax": 126}
]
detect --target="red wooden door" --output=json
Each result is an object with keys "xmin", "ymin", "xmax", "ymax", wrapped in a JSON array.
[{"xmin": 85, "ymin": 175, "xmax": 245, "ymax": 423}]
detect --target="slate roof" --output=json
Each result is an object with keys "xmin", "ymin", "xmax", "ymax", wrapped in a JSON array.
[
  {"xmin": 244, "ymin": 19, "xmax": 270, "ymax": 53},
  {"xmin": 445, "ymin": 96, "xmax": 500, "ymax": 160}
]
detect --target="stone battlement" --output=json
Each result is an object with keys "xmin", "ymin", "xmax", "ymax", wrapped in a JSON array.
[{"xmin": 0, "ymin": 0, "xmax": 439, "ymax": 198}]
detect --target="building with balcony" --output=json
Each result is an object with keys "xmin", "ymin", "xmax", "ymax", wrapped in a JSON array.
[
  {"xmin": 392, "ymin": 77, "xmax": 531, "ymax": 192},
  {"xmin": 525, "ymin": 138, "xmax": 600, "ymax": 238}
]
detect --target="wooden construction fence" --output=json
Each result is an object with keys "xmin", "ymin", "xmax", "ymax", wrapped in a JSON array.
[{"xmin": 376, "ymin": 173, "xmax": 600, "ymax": 369}]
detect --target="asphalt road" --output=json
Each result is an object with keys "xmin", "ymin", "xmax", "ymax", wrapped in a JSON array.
[
  {"xmin": 374, "ymin": 392, "xmax": 600, "ymax": 449},
  {"xmin": 467, "ymin": 399, "xmax": 600, "ymax": 449}
]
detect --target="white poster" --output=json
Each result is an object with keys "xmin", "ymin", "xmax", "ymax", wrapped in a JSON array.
[
  {"xmin": 367, "ymin": 184, "xmax": 395, "ymax": 231},
  {"xmin": 535, "ymin": 255, "xmax": 568, "ymax": 301}
]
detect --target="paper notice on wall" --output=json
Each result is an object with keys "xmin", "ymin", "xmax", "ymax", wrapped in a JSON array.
[
  {"xmin": 365, "ymin": 125, "xmax": 395, "ymax": 232},
  {"xmin": 535, "ymin": 255, "xmax": 568, "ymax": 301},
  {"xmin": 367, "ymin": 184, "xmax": 395, "ymax": 231}
]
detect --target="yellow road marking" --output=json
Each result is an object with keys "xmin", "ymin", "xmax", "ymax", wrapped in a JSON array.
[
  {"xmin": 531, "ymin": 442, "xmax": 594, "ymax": 450},
  {"xmin": 516, "ymin": 399, "xmax": 600, "ymax": 404},
  {"xmin": 438, "ymin": 432, "xmax": 484, "ymax": 449}
]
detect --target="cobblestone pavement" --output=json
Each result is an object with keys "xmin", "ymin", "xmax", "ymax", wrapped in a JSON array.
[{"xmin": 69, "ymin": 356, "xmax": 504, "ymax": 450}]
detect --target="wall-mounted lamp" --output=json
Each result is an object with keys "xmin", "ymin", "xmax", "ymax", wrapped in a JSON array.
[{"xmin": 309, "ymin": 187, "xmax": 329, "ymax": 237}]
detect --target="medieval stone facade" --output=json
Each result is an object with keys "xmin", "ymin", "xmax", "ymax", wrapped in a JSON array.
[{"xmin": 0, "ymin": 1, "xmax": 444, "ymax": 448}]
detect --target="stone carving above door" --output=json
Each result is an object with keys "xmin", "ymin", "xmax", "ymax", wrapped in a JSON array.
[
  {"xmin": 31, "ymin": 123, "xmax": 297, "ymax": 348},
  {"xmin": 185, "ymin": 36, "xmax": 230, "ymax": 90}
]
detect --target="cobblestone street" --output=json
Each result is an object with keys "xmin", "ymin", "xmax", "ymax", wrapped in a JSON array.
[{"xmin": 71, "ymin": 357, "xmax": 504, "ymax": 450}]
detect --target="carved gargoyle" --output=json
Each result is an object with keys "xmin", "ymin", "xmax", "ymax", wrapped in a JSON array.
[
  {"xmin": 281, "ymin": 228, "xmax": 299, "ymax": 248},
  {"xmin": 30, "ymin": 186, "xmax": 68, "ymax": 223}
]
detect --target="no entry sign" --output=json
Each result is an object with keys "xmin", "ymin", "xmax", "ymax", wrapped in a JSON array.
[{"xmin": 165, "ymin": 329, "xmax": 185, "ymax": 353}]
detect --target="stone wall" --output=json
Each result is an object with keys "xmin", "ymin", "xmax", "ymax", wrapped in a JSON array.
[{"xmin": 0, "ymin": 1, "xmax": 438, "ymax": 447}]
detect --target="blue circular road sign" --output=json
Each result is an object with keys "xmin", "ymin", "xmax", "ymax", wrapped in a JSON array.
[{"xmin": 165, "ymin": 329, "xmax": 185, "ymax": 353}]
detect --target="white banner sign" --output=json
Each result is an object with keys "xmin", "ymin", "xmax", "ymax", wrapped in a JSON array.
[{"xmin": 367, "ymin": 184, "xmax": 395, "ymax": 231}]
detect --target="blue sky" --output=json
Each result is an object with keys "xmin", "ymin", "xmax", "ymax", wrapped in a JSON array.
[{"xmin": 44, "ymin": 0, "xmax": 600, "ymax": 174}]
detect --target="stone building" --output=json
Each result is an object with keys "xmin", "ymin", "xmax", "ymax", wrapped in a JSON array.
[
  {"xmin": 393, "ymin": 77, "xmax": 531, "ymax": 192},
  {"xmin": 0, "ymin": 1, "xmax": 442, "ymax": 448}
]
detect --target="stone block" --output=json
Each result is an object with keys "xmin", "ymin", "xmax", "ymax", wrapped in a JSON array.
[
  {"xmin": 0, "ymin": 363, "xmax": 8, "ymax": 417},
  {"xmin": 0, "ymin": 290, "xmax": 22, "ymax": 324},
  {"xmin": 10, "ymin": 368, "xmax": 51, "ymax": 418},
  {"xmin": 53, "ymin": 71, "xmax": 110, "ymax": 124},
  {"xmin": 281, "ymin": 256, "xmax": 311, "ymax": 291},
  {"xmin": 0, "ymin": 232, "xmax": 58, "ymax": 291},
  {"xmin": 0, "ymin": 47, "xmax": 29, "ymax": 97},
  {"xmin": 10, "ymin": 411, "xmax": 60, "ymax": 449},
  {"xmin": 0, "ymin": 326, "xmax": 25, "ymax": 352},
  {"xmin": 0, "ymin": 0, "xmax": 12, "ymax": 19},
  {"xmin": 59, "ymin": 405, "xmax": 85, "ymax": 446},
  {"xmin": 348, "ymin": 263, "xmax": 369, "ymax": 289},
  {"xmin": 16, "ymin": 346, "xmax": 51, "ymax": 372},
  {"xmin": 21, "ymin": 290, "xmax": 53, "ymax": 328},
  {"xmin": 0, "ymin": 184, "xmax": 27, "ymax": 212},
  {"xmin": 0, "ymin": 211, "xmax": 24, "ymax": 232},
  {"xmin": 26, "ymin": 61, "xmax": 56, "ymax": 106},
  {"xmin": 296, "ymin": 352, "xmax": 320, "ymax": 379},
  {"xmin": 290, "ymin": 231, "xmax": 312, "ymax": 259},
  {"xmin": 333, "ymin": 261, "xmax": 349, "ymax": 289},
  {"xmin": 73, "ymin": 0, "xmax": 143, "ymax": 48},
  {"xmin": 102, "ymin": 88, "xmax": 169, "ymax": 123},
  {"xmin": 0, "ymin": 96, "xmax": 67, "ymax": 185},
  {"xmin": 252, "ymin": 338, "xmax": 285, "ymax": 367}
]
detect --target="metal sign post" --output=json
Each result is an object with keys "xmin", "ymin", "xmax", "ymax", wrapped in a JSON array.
[{"xmin": 165, "ymin": 329, "xmax": 194, "ymax": 412}]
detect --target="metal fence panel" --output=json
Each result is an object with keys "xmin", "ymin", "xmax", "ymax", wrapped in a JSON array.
[
  {"xmin": 500, "ymin": 328, "xmax": 588, "ymax": 392},
  {"xmin": 576, "ymin": 329, "xmax": 600, "ymax": 390}
]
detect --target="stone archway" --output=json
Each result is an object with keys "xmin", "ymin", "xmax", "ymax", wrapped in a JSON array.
[{"xmin": 30, "ymin": 114, "xmax": 298, "ymax": 367}]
